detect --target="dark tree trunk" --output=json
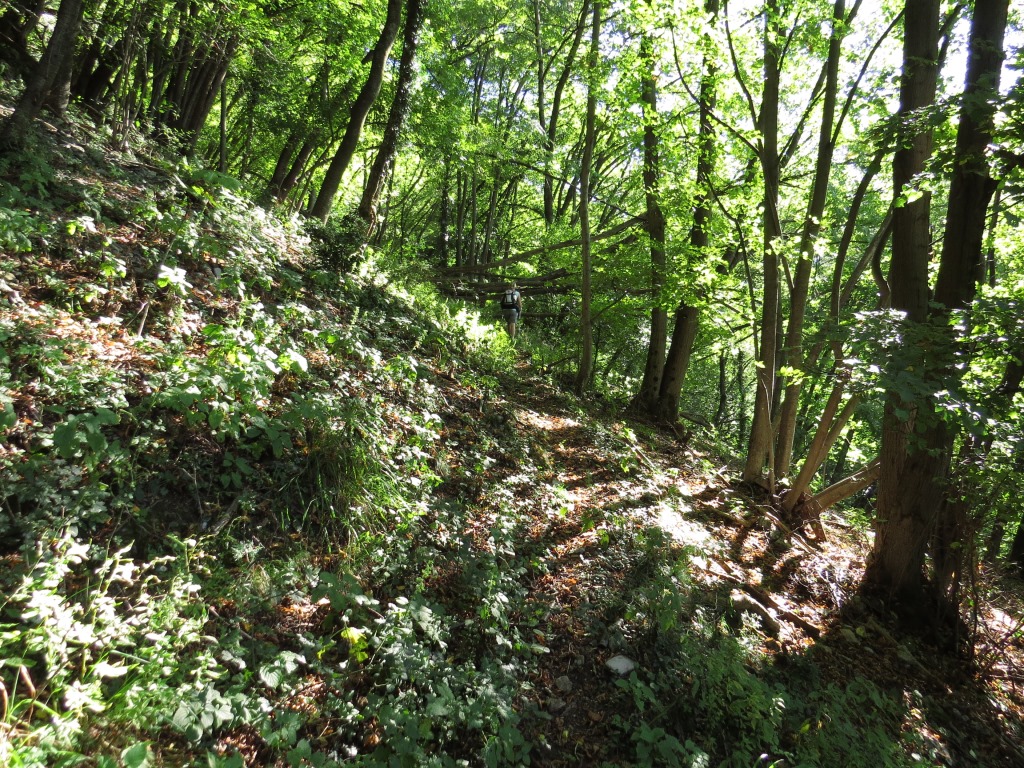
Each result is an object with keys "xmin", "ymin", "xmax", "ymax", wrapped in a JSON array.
[
  {"xmin": 654, "ymin": 0, "xmax": 719, "ymax": 424},
  {"xmin": 0, "ymin": 0, "xmax": 45, "ymax": 82},
  {"xmin": 742, "ymin": 0, "xmax": 782, "ymax": 486},
  {"xmin": 866, "ymin": 0, "xmax": 1008, "ymax": 611},
  {"xmin": 573, "ymin": 0, "xmax": 601, "ymax": 395},
  {"xmin": 1009, "ymin": 512, "xmax": 1024, "ymax": 574},
  {"xmin": 309, "ymin": 0, "xmax": 403, "ymax": 221},
  {"xmin": 634, "ymin": 16, "xmax": 668, "ymax": 412},
  {"xmin": 0, "ymin": 0, "xmax": 86, "ymax": 151},
  {"xmin": 437, "ymin": 160, "xmax": 451, "ymax": 266},
  {"xmin": 865, "ymin": 0, "xmax": 941, "ymax": 602},
  {"xmin": 357, "ymin": 0, "xmax": 426, "ymax": 232}
]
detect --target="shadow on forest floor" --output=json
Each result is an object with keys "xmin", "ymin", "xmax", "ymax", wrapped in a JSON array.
[{"xmin": 492, "ymin": 364, "xmax": 1024, "ymax": 767}]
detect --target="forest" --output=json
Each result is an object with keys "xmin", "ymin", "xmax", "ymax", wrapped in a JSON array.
[{"xmin": 1, "ymin": 0, "xmax": 1024, "ymax": 765}]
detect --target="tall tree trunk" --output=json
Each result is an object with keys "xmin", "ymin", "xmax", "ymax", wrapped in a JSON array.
[
  {"xmin": 655, "ymin": 0, "xmax": 719, "ymax": 423},
  {"xmin": 574, "ymin": 0, "xmax": 601, "ymax": 394},
  {"xmin": 309, "ymin": 0, "xmax": 403, "ymax": 221},
  {"xmin": 864, "ymin": 0, "xmax": 941, "ymax": 601},
  {"xmin": 773, "ymin": 0, "xmax": 850, "ymax": 480},
  {"xmin": 0, "ymin": 0, "xmax": 86, "ymax": 151},
  {"xmin": 437, "ymin": 159, "xmax": 451, "ymax": 266},
  {"xmin": 634, "ymin": 16, "xmax": 668, "ymax": 412},
  {"xmin": 742, "ymin": 0, "xmax": 782, "ymax": 487},
  {"xmin": 357, "ymin": 0, "xmax": 426, "ymax": 232},
  {"xmin": 866, "ymin": 0, "xmax": 1007, "ymax": 610},
  {"xmin": 541, "ymin": 0, "xmax": 589, "ymax": 226}
]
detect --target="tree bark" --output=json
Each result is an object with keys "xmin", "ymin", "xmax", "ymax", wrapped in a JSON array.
[
  {"xmin": 309, "ymin": 0, "xmax": 403, "ymax": 221},
  {"xmin": 774, "ymin": 0, "xmax": 849, "ymax": 480},
  {"xmin": 357, "ymin": 0, "xmax": 426, "ymax": 232},
  {"xmin": 574, "ymin": 0, "xmax": 601, "ymax": 395},
  {"xmin": 634, "ymin": 15, "xmax": 668, "ymax": 412},
  {"xmin": 866, "ymin": 0, "xmax": 1007, "ymax": 609},
  {"xmin": 655, "ymin": 0, "xmax": 719, "ymax": 423},
  {"xmin": 742, "ymin": 0, "xmax": 782, "ymax": 487},
  {"xmin": 0, "ymin": 0, "xmax": 86, "ymax": 151},
  {"xmin": 864, "ymin": 0, "xmax": 941, "ymax": 601}
]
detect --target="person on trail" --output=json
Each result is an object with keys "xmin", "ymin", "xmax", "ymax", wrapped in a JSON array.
[{"xmin": 499, "ymin": 283, "xmax": 523, "ymax": 339}]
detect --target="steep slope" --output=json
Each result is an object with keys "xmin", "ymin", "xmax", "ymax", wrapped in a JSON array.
[{"xmin": 1, "ymin": 117, "xmax": 1023, "ymax": 768}]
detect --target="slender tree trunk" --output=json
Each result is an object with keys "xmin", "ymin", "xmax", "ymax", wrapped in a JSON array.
[
  {"xmin": 438, "ymin": 160, "xmax": 451, "ymax": 266},
  {"xmin": 357, "ymin": 0, "xmax": 426, "ymax": 232},
  {"xmin": 309, "ymin": 0, "xmax": 403, "ymax": 221},
  {"xmin": 782, "ymin": 381, "xmax": 860, "ymax": 514},
  {"xmin": 808, "ymin": 458, "xmax": 880, "ymax": 514},
  {"xmin": 542, "ymin": 1, "xmax": 589, "ymax": 226},
  {"xmin": 0, "ymin": 0, "xmax": 86, "ymax": 151},
  {"xmin": 574, "ymin": 0, "xmax": 601, "ymax": 395},
  {"xmin": 655, "ymin": 0, "xmax": 719, "ymax": 422},
  {"xmin": 774, "ymin": 0, "xmax": 850, "ymax": 480},
  {"xmin": 742, "ymin": 0, "xmax": 782, "ymax": 487},
  {"xmin": 634, "ymin": 17, "xmax": 667, "ymax": 412}
]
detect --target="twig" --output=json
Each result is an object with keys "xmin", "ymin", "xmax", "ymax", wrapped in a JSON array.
[{"xmin": 694, "ymin": 557, "xmax": 821, "ymax": 638}]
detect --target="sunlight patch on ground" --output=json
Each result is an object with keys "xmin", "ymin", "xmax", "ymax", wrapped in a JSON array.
[
  {"xmin": 655, "ymin": 504, "xmax": 713, "ymax": 548},
  {"xmin": 516, "ymin": 409, "xmax": 580, "ymax": 431}
]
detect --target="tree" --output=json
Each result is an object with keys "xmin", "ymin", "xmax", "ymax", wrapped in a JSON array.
[
  {"xmin": 653, "ymin": 0, "xmax": 721, "ymax": 424},
  {"xmin": 633, "ymin": 2, "xmax": 669, "ymax": 412},
  {"xmin": 741, "ymin": 0, "xmax": 783, "ymax": 487},
  {"xmin": 574, "ymin": 0, "xmax": 602, "ymax": 395},
  {"xmin": 357, "ymin": 0, "xmax": 428, "ymax": 233},
  {"xmin": 309, "ymin": 0, "xmax": 404, "ymax": 222},
  {"xmin": 864, "ymin": 0, "xmax": 1009, "ymax": 612},
  {"xmin": 0, "ymin": 0, "xmax": 86, "ymax": 151}
]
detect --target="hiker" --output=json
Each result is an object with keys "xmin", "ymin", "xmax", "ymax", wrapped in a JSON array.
[{"xmin": 499, "ymin": 283, "xmax": 523, "ymax": 338}]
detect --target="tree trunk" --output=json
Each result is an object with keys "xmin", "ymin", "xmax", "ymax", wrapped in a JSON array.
[
  {"xmin": 774, "ymin": 0, "xmax": 849, "ymax": 480},
  {"xmin": 864, "ymin": 0, "xmax": 941, "ymax": 601},
  {"xmin": 742, "ymin": 0, "xmax": 782, "ymax": 487},
  {"xmin": 1009, "ymin": 511, "xmax": 1024, "ymax": 575},
  {"xmin": 866, "ymin": 0, "xmax": 1007, "ymax": 610},
  {"xmin": 634, "ymin": 16, "xmax": 668, "ymax": 412},
  {"xmin": 0, "ymin": 0, "xmax": 86, "ymax": 151},
  {"xmin": 655, "ymin": 0, "xmax": 719, "ymax": 423},
  {"xmin": 309, "ymin": 0, "xmax": 403, "ymax": 221},
  {"xmin": 782, "ymin": 379, "xmax": 860, "ymax": 514},
  {"xmin": 574, "ymin": 0, "xmax": 601, "ymax": 395},
  {"xmin": 357, "ymin": 0, "xmax": 426, "ymax": 232},
  {"xmin": 806, "ymin": 458, "xmax": 880, "ymax": 514}
]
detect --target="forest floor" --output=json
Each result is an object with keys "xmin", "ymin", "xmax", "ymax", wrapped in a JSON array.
[
  {"xmin": 3, "ymin": 110, "xmax": 1024, "ymax": 766},
  {"xmin": 474, "ymin": 359, "xmax": 1024, "ymax": 766}
]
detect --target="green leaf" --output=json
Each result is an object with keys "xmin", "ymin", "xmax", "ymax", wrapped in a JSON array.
[
  {"xmin": 121, "ymin": 742, "xmax": 153, "ymax": 768},
  {"xmin": 259, "ymin": 664, "xmax": 284, "ymax": 690},
  {"xmin": 171, "ymin": 702, "xmax": 195, "ymax": 733},
  {"xmin": 85, "ymin": 428, "xmax": 108, "ymax": 452},
  {"xmin": 53, "ymin": 420, "xmax": 81, "ymax": 458}
]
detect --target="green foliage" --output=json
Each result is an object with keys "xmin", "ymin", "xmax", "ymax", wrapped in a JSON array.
[{"xmin": 305, "ymin": 213, "xmax": 369, "ymax": 275}]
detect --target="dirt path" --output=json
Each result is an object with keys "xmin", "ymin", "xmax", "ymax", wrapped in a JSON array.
[
  {"xmin": 486, "ymin": 365, "xmax": 1024, "ymax": 768},
  {"xmin": 489, "ymin": 370, "xmax": 710, "ymax": 765}
]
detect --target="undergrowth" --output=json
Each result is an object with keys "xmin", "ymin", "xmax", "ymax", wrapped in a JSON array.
[{"xmin": 0, "ymin": 120, "xmax": 969, "ymax": 768}]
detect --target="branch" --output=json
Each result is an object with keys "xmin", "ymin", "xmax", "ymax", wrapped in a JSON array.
[{"xmin": 443, "ymin": 215, "xmax": 644, "ymax": 273}]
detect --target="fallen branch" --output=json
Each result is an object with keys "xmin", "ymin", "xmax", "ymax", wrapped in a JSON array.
[
  {"xmin": 443, "ymin": 216, "xmax": 644, "ymax": 273},
  {"xmin": 694, "ymin": 557, "xmax": 821, "ymax": 638}
]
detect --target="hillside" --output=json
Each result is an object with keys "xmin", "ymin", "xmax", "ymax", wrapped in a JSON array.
[{"xmin": 2, "ymin": 118, "xmax": 1024, "ymax": 768}]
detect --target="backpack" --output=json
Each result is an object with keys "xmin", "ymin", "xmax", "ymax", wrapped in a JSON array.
[{"xmin": 500, "ymin": 289, "xmax": 519, "ymax": 309}]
